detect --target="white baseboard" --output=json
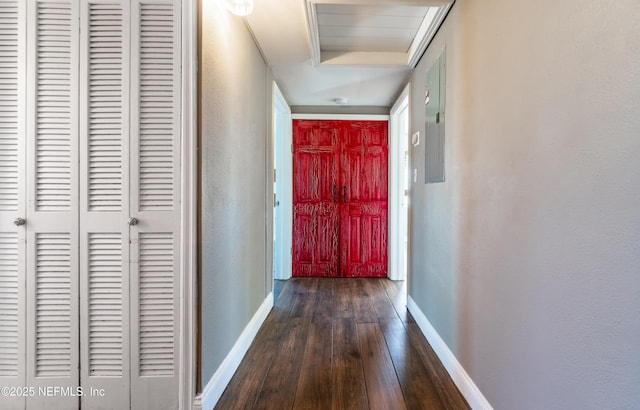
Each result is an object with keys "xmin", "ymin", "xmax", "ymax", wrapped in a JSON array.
[
  {"xmin": 407, "ymin": 296, "xmax": 493, "ymax": 410},
  {"xmin": 194, "ymin": 292, "xmax": 274, "ymax": 410}
]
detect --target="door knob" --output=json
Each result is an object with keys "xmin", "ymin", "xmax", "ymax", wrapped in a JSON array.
[
  {"xmin": 13, "ymin": 217, "xmax": 26, "ymax": 226},
  {"xmin": 128, "ymin": 217, "xmax": 139, "ymax": 226}
]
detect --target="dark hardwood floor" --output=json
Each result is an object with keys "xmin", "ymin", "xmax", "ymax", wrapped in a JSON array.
[{"xmin": 214, "ymin": 278, "xmax": 470, "ymax": 410}]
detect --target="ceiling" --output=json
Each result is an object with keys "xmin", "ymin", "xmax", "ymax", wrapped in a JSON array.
[{"xmin": 244, "ymin": 0, "xmax": 453, "ymax": 107}]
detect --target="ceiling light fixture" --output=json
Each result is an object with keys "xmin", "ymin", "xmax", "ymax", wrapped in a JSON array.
[{"xmin": 226, "ymin": 0, "xmax": 253, "ymax": 16}]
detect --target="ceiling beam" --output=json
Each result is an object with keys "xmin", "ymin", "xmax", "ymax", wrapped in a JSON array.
[
  {"xmin": 321, "ymin": 51, "xmax": 408, "ymax": 66},
  {"xmin": 304, "ymin": 0, "xmax": 454, "ymax": 68}
]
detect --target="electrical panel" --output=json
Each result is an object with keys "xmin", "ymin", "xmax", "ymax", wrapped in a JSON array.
[{"xmin": 425, "ymin": 47, "xmax": 446, "ymax": 183}]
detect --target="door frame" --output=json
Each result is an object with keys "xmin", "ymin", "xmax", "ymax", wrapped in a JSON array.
[
  {"xmin": 389, "ymin": 85, "xmax": 410, "ymax": 281},
  {"xmin": 272, "ymin": 82, "xmax": 293, "ymax": 280},
  {"xmin": 290, "ymin": 114, "xmax": 390, "ymax": 277},
  {"xmin": 180, "ymin": 0, "xmax": 198, "ymax": 408}
]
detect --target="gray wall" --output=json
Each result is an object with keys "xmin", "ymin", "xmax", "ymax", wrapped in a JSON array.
[
  {"xmin": 200, "ymin": 2, "xmax": 273, "ymax": 386},
  {"xmin": 409, "ymin": 0, "xmax": 640, "ymax": 408}
]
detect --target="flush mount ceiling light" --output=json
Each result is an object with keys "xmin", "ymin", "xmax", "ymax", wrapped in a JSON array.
[{"xmin": 226, "ymin": 0, "xmax": 253, "ymax": 16}]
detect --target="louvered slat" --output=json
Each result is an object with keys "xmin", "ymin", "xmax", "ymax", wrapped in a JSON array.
[
  {"xmin": 0, "ymin": 233, "xmax": 18, "ymax": 376},
  {"xmin": 35, "ymin": 1, "xmax": 72, "ymax": 211},
  {"xmin": 88, "ymin": 233, "xmax": 122, "ymax": 376},
  {"xmin": 138, "ymin": 3, "xmax": 175, "ymax": 210},
  {"xmin": 0, "ymin": 1, "xmax": 19, "ymax": 211},
  {"xmin": 138, "ymin": 232, "xmax": 174, "ymax": 376},
  {"xmin": 35, "ymin": 232, "xmax": 71, "ymax": 377},
  {"xmin": 88, "ymin": 3, "xmax": 123, "ymax": 211}
]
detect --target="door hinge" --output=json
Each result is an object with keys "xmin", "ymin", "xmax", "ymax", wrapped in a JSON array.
[{"xmin": 273, "ymin": 168, "xmax": 276, "ymax": 183}]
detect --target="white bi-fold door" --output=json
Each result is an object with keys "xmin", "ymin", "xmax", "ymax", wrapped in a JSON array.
[{"xmin": 0, "ymin": 0, "xmax": 181, "ymax": 409}]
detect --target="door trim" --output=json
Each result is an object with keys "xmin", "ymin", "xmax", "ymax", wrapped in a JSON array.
[
  {"xmin": 388, "ymin": 84, "xmax": 410, "ymax": 281},
  {"xmin": 292, "ymin": 114, "xmax": 389, "ymax": 121},
  {"xmin": 272, "ymin": 82, "xmax": 293, "ymax": 281},
  {"xmin": 180, "ymin": 0, "xmax": 198, "ymax": 408}
]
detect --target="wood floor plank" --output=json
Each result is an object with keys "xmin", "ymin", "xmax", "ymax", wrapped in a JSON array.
[
  {"xmin": 350, "ymin": 279, "xmax": 378, "ymax": 322},
  {"xmin": 291, "ymin": 277, "xmax": 318, "ymax": 318},
  {"xmin": 334, "ymin": 279, "xmax": 355, "ymax": 319},
  {"xmin": 253, "ymin": 318, "xmax": 310, "ymax": 409},
  {"xmin": 269, "ymin": 278, "xmax": 297, "ymax": 322},
  {"xmin": 293, "ymin": 321, "xmax": 333, "ymax": 409},
  {"xmin": 381, "ymin": 279, "xmax": 414, "ymax": 323},
  {"xmin": 312, "ymin": 278, "xmax": 334, "ymax": 322},
  {"xmin": 357, "ymin": 322, "xmax": 407, "ymax": 410},
  {"xmin": 332, "ymin": 319, "xmax": 368, "ymax": 410},
  {"xmin": 364, "ymin": 279, "xmax": 397, "ymax": 319},
  {"xmin": 407, "ymin": 323, "xmax": 470, "ymax": 409},
  {"xmin": 379, "ymin": 317, "xmax": 446, "ymax": 409},
  {"xmin": 214, "ymin": 322, "xmax": 286, "ymax": 410}
]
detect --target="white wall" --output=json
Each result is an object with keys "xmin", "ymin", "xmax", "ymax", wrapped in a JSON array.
[{"xmin": 409, "ymin": 0, "xmax": 640, "ymax": 408}]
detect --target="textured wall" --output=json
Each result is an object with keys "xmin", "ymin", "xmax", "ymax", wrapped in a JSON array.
[
  {"xmin": 409, "ymin": 0, "xmax": 640, "ymax": 408},
  {"xmin": 200, "ymin": 1, "xmax": 272, "ymax": 386}
]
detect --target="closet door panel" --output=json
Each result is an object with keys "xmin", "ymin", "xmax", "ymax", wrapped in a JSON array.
[
  {"xmin": 0, "ymin": 1, "xmax": 26, "ymax": 408},
  {"xmin": 130, "ymin": 0, "xmax": 181, "ymax": 407},
  {"xmin": 25, "ymin": 1, "xmax": 80, "ymax": 408},
  {"xmin": 79, "ymin": 1, "xmax": 130, "ymax": 408}
]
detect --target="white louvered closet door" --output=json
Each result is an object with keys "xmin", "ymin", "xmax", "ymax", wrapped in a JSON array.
[
  {"xmin": 0, "ymin": 1, "xmax": 26, "ymax": 409},
  {"xmin": 79, "ymin": 0, "xmax": 181, "ymax": 408},
  {"xmin": 79, "ymin": 0, "xmax": 131, "ymax": 409},
  {"xmin": 0, "ymin": 0, "xmax": 181, "ymax": 407},
  {"xmin": 129, "ymin": 1, "xmax": 181, "ymax": 408},
  {"xmin": 25, "ymin": 0, "xmax": 80, "ymax": 409}
]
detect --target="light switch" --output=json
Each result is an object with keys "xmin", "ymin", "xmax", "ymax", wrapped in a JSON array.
[{"xmin": 413, "ymin": 168, "xmax": 417, "ymax": 183}]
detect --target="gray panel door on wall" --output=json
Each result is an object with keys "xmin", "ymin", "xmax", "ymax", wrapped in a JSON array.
[{"xmin": 425, "ymin": 47, "xmax": 446, "ymax": 184}]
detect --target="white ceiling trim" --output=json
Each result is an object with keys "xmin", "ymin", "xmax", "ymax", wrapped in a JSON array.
[
  {"xmin": 304, "ymin": 0, "xmax": 454, "ymax": 68},
  {"xmin": 304, "ymin": 0, "xmax": 322, "ymax": 66},
  {"xmin": 407, "ymin": 2, "xmax": 453, "ymax": 67}
]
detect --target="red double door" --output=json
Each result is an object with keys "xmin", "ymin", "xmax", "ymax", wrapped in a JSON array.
[{"xmin": 292, "ymin": 120, "xmax": 388, "ymax": 277}]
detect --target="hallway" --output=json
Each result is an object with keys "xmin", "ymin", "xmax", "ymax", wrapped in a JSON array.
[{"xmin": 214, "ymin": 278, "xmax": 469, "ymax": 409}]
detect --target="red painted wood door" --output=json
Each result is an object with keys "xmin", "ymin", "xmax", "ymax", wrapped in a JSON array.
[
  {"xmin": 341, "ymin": 121, "xmax": 388, "ymax": 277},
  {"xmin": 292, "ymin": 121, "xmax": 341, "ymax": 276},
  {"xmin": 292, "ymin": 120, "xmax": 388, "ymax": 277}
]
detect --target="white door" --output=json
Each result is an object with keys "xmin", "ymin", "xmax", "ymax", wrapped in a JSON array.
[
  {"xmin": 0, "ymin": 0, "xmax": 182, "ymax": 408},
  {"xmin": 79, "ymin": 0, "xmax": 131, "ymax": 408},
  {"xmin": 0, "ymin": 1, "xmax": 27, "ymax": 409},
  {"xmin": 25, "ymin": 0, "xmax": 81, "ymax": 408},
  {"xmin": 129, "ymin": 1, "xmax": 181, "ymax": 408}
]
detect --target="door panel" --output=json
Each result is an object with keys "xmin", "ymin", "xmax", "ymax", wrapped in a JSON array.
[
  {"xmin": 292, "ymin": 121, "xmax": 340, "ymax": 277},
  {"xmin": 79, "ymin": 0, "xmax": 131, "ymax": 407},
  {"xmin": 292, "ymin": 120, "xmax": 388, "ymax": 278},
  {"xmin": 0, "ymin": 0, "xmax": 26, "ymax": 408},
  {"xmin": 26, "ymin": 0, "xmax": 80, "ymax": 407},
  {"xmin": 129, "ymin": 1, "xmax": 181, "ymax": 407},
  {"xmin": 341, "ymin": 121, "xmax": 388, "ymax": 277}
]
